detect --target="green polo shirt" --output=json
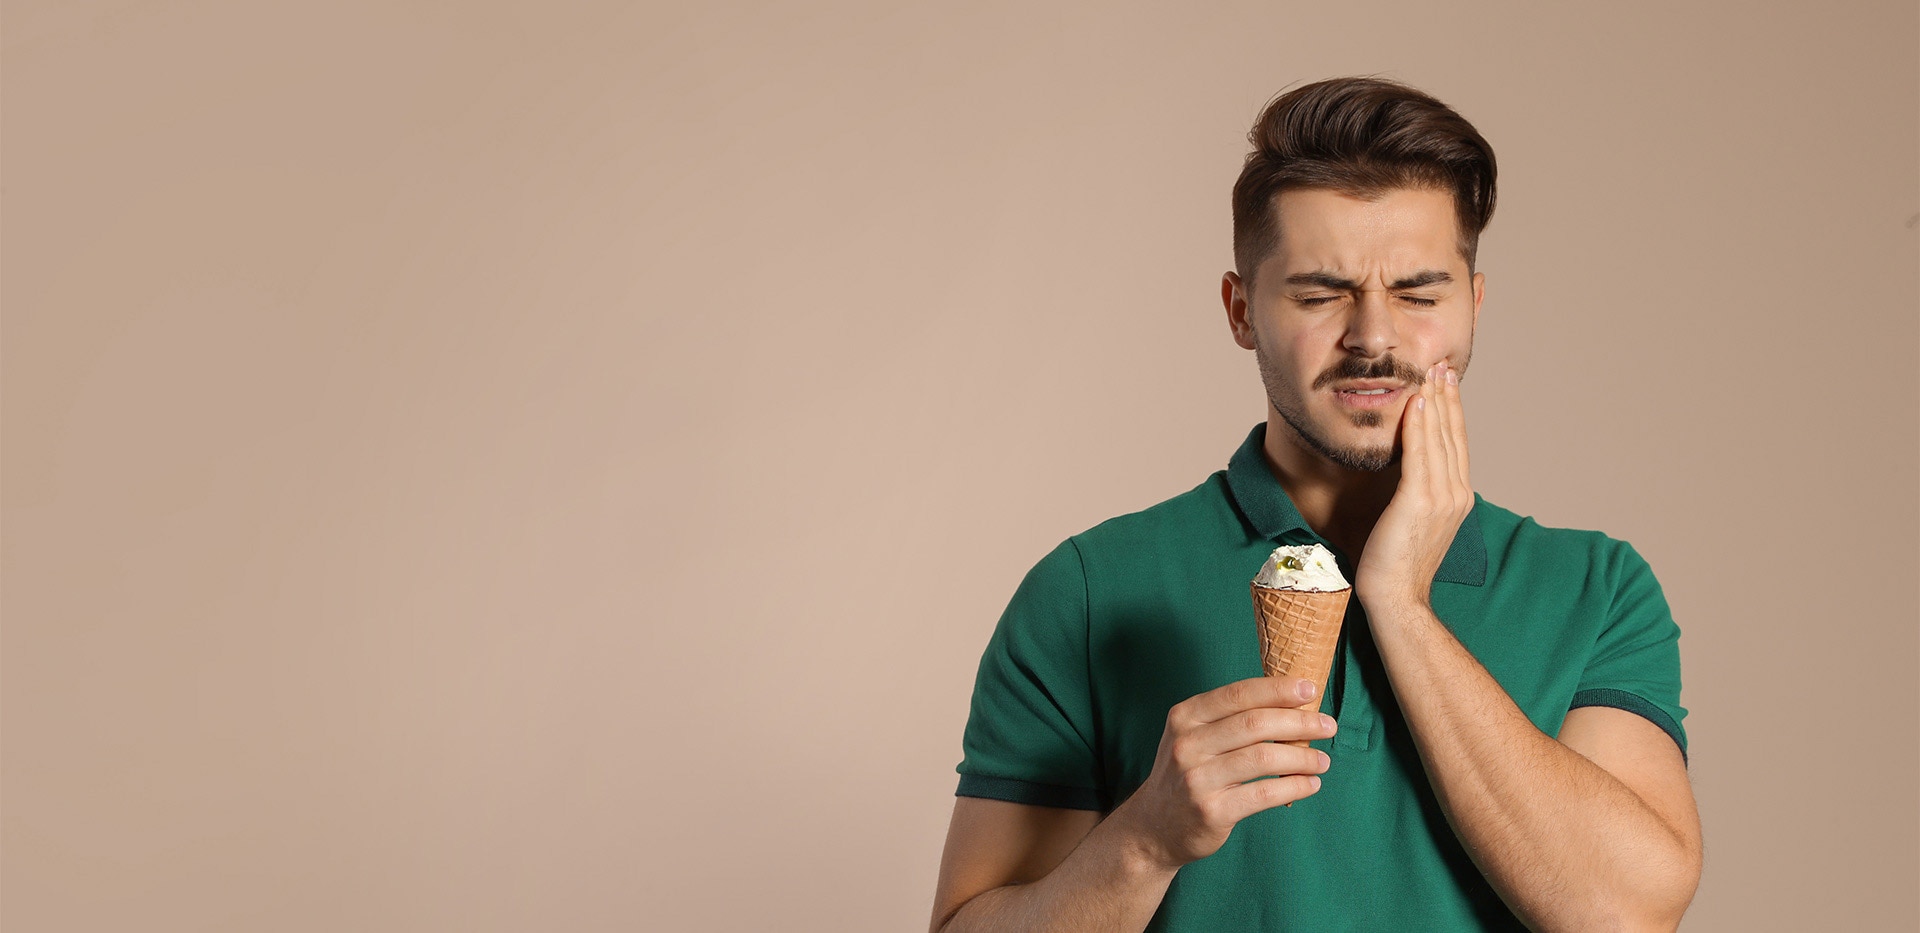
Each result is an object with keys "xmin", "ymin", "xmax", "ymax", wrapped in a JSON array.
[{"xmin": 954, "ymin": 422, "xmax": 1687, "ymax": 932}]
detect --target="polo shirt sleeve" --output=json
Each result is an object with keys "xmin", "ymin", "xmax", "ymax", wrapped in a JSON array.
[
  {"xmin": 1571, "ymin": 539, "xmax": 1690, "ymax": 763},
  {"xmin": 953, "ymin": 537, "xmax": 1104, "ymax": 811}
]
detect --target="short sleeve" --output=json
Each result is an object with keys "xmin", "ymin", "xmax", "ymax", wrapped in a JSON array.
[
  {"xmin": 954, "ymin": 537, "xmax": 1104, "ymax": 810},
  {"xmin": 1571, "ymin": 540, "xmax": 1690, "ymax": 763}
]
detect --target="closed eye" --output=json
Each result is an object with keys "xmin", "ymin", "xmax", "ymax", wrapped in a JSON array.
[{"xmin": 1295, "ymin": 295, "xmax": 1441, "ymax": 307}]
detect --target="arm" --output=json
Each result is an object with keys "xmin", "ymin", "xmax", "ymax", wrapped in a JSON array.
[
  {"xmin": 1364, "ymin": 599, "xmax": 1702, "ymax": 931},
  {"xmin": 1356, "ymin": 361, "xmax": 1701, "ymax": 931},
  {"xmin": 928, "ymin": 798, "xmax": 1171, "ymax": 933},
  {"xmin": 931, "ymin": 677, "xmax": 1337, "ymax": 933}
]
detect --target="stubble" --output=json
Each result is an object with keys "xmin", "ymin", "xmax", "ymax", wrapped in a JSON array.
[{"xmin": 1254, "ymin": 342, "xmax": 1405, "ymax": 473}]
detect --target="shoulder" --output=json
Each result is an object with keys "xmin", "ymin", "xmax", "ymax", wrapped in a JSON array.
[
  {"xmin": 1474, "ymin": 494, "xmax": 1648, "ymax": 573},
  {"xmin": 1003, "ymin": 472, "xmax": 1246, "ymax": 599},
  {"xmin": 1471, "ymin": 496, "xmax": 1668, "ymax": 609},
  {"xmin": 1064, "ymin": 472, "xmax": 1241, "ymax": 563},
  {"xmin": 1005, "ymin": 472, "xmax": 1233, "ymax": 592},
  {"xmin": 996, "ymin": 474, "xmax": 1237, "ymax": 640}
]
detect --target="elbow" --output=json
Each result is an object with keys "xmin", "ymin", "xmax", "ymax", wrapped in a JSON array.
[
  {"xmin": 1619, "ymin": 900, "xmax": 1691, "ymax": 933},
  {"xmin": 1571, "ymin": 892, "xmax": 1695, "ymax": 933},
  {"xmin": 1553, "ymin": 836, "xmax": 1700, "ymax": 933},
  {"xmin": 1652, "ymin": 822, "xmax": 1705, "ymax": 929},
  {"xmin": 1639, "ymin": 873, "xmax": 1701, "ymax": 932},
  {"xmin": 1614, "ymin": 802, "xmax": 1703, "ymax": 932},
  {"xmin": 1613, "ymin": 900, "xmax": 1693, "ymax": 933},
  {"xmin": 1614, "ymin": 841, "xmax": 1703, "ymax": 933}
]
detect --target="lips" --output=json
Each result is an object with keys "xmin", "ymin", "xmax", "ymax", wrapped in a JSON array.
[{"xmin": 1331, "ymin": 383, "xmax": 1408, "ymax": 409}]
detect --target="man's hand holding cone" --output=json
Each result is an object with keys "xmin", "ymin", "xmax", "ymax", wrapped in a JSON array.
[{"xmin": 1105, "ymin": 676, "xmax": 1338, "ymax": 871}]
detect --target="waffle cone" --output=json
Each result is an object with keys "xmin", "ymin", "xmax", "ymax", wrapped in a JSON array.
[{"xmin": 1250, "ymin": 583, "xmax": 1350, "ymax": 748}]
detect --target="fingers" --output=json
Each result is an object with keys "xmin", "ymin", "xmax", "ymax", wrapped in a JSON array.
[
  {"xmin": 1426, "ymin": 362, "xmax": 1454, "ymax": 487},
  {"xmin": 1175, "ymin": 675, "xmax": 1319, "ymax": 726},
  {"xmin": 1430, "ymin": 361, "xmax": 1470, "ymax": 501},
  {"xmin": 1401, "ymin": 363, "xmax": 1436, "ymax": 485},
  {"xmin": 1182, "ymin": 706, "xmax": 1339, "ymax": 759},
  {"xmin": 1136, "ymin": 679, "xmax": 1342, "ymax": 866},
  {"xmin": 1222, "ymin": 774, "xmax": 1326, "ymax": 818},
  {"xmin": 1444, "ymin": 362, "xmax": 1471, "ymax": 484},
  {"xmin": 1423, "ymin": 362, "xmax": 1449, "ymax": 483},
  {"xmin": 1174, "ymin": 726, "xmax": 1334, "ymax": 823},
  {"xmin": 1410, "ymin": 360, "xmax": 1470, "ymax": 500},
  {"xmin": 1199, "ymin": 733, "xmax": 1333, "ymax": 788}
]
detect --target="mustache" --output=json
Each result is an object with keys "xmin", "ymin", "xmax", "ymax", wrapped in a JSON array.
[{"xmin": 1310, "ymin": 356, "xmax": 1429, "ymax": 390}]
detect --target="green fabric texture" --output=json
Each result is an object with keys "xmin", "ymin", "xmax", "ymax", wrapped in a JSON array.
[{"xmin": 954, "ymin": 422, "xmax": 1689, "ymax": 932}]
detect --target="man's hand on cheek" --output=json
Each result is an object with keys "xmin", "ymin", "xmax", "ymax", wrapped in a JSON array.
[{"xmin": 1354, "ymin": 360, "xmax": 1474, "ymax": 614}]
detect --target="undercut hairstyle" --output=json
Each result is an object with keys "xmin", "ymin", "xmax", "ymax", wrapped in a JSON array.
[{"xmin": 1232, "ymin": 76, "xmax": 1498, "ymax": 290}]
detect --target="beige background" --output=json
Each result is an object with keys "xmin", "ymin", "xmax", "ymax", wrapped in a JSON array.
[{"xmin": 4, "ymin": 2, "xmax": 1915, "ymax": 930}]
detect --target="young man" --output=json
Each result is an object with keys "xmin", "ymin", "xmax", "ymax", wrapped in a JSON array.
[{"xmin": 930, "ymin": 77, "xmax": 1702, "ymax": 932}]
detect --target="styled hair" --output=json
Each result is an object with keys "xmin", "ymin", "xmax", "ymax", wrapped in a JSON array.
[{"xmin": 1232, "ymin": 76, "xmax": 1497, "ymax": 289}]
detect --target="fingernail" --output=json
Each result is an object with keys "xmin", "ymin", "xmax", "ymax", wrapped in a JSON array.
[
  {"xmin": 1320, "ymin": 714, "xmax": 1336, "ymax": 731},
  {"xmin": 1300, "ymin": 681, "xmax": 1317, "ymax": 699},
  {"xmin": 1309, "ymin": 775, "xmax": 1322, "ymax": 790},
  {"xmin": 1416, "ymin": 397, "xmax": 1425, "ymax": 410},
  {"xmin": 1318, "ymin": 751, "xmax": 1331, "ymax": 768},
  {"xmin": 1447, "ymin": 368, "xmax": 1458, "ymax": 386}
]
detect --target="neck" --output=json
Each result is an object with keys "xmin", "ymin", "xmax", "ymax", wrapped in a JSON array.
[{"xmin": 1260, "ymin": 413, "xmax": 1399, "ymax": 557}]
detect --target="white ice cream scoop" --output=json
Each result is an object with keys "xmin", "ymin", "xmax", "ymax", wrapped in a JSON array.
[{"xmin": 1252, "ymin": 543, "xmax": 1349, "ymax": 592}]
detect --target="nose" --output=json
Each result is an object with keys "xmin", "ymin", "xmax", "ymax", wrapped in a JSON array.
[{"xmin": 1340, "ymin": 290, "xmax": 1400, "ymax": 358}]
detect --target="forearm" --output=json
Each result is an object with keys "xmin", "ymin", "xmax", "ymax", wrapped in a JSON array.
[
  {"xmin": 939, "ymin": 806, "xmax": 1178, "ymax": 933},
  {"xmin": 1366, "ymin": 600, "xmax": 1696, "ymax": 931}
]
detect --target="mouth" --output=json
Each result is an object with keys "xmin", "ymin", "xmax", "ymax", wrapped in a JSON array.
[{"xmin": 1331, "ymin": 383, "xmax": 1409, "ymax": 410}]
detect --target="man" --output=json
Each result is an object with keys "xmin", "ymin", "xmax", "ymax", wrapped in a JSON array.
[{"xmin": 929, "ymin": 76, "xmax": 1702, "ymax": 932}]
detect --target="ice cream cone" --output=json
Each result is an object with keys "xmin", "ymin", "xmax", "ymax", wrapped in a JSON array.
[{"xmin": 1250, "ymin": 582, "xmax": 1350, "ymax": 748}]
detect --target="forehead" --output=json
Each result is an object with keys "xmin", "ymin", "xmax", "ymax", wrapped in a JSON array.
[{"xmin": 1264, "ymin": 186, "xmax": 1464, "ymax": 278}]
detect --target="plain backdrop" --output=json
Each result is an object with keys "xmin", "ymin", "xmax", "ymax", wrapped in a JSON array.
[{"xmin": 4, "ymin": 2, "xmax": 1916, "ymax": 930}]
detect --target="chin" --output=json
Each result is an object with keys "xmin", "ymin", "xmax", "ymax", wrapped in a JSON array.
[
  {"xmin": 1340, "ymin": 401, "xmax": 1410, "ymax": 430},
  {"xmin": 1333, "ymin": 447, "xmax": 1398, "ymax": 473}
]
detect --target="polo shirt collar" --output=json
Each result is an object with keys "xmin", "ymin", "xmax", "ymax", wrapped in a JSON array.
[{"xmin": 1225, "ymin": 422, "xmax": 1487, "ymax": 586}]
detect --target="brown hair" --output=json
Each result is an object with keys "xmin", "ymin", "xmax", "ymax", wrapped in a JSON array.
[{"xmin": 1232, "ymin": 75, "xmax": 1497, "ymax": 289}]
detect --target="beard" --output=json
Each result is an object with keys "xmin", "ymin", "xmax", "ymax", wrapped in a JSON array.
[{"xmin": 1255, "ymin": 342, "xmax": 1410, "ymax": 473}]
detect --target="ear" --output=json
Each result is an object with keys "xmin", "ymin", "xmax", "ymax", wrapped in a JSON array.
[
  {"xmin": 1224, "ymin": 271, "xmax": 1257, "ymax": 350},
  {"xmin": 1470, "ymin": 271, "xmax": 1485, "ymax": 329}
]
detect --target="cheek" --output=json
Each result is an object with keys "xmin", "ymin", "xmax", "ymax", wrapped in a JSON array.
[
  {"xmin": 1255, "ymin": 325, "xmax": 1319, "ymax": 373},
  {"xmin": 1285, "ymin": 325, "xmax": 1340, "ymax": 366},
  {"xmin": 1412, "ymin": 322, "xmax": 1471, "ymax": 367},
  {"xmin": 1446, "ymin": 330, "xmax": 1476, "ymax": 369}
]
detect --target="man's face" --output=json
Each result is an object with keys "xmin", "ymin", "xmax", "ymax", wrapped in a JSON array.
[{"xmin": 1224, "ymin": 186, "xmax": 1485, "ymax": 472}]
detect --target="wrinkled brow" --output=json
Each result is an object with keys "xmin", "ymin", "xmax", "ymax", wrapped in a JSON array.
[{"xmin": 1286, "ymin": 270, "xmax": 1453, "ymax": 290}]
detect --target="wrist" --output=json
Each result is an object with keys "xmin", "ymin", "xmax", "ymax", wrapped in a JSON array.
[{"xmin": 1101, "ymin": 798, "xmax": 1185, "ymax": 878}]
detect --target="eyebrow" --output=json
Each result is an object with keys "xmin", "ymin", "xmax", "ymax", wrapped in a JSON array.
[{"xmin": 1285, "ymin": 269, "xmax": 1454, "ymax": 290}]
